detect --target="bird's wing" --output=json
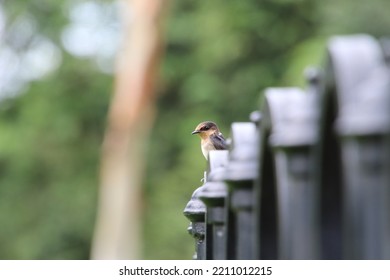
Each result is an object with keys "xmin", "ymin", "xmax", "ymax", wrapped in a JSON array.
[{"xmin": 211, "ymin": 133, "xmax": 228, "ymax": 150}]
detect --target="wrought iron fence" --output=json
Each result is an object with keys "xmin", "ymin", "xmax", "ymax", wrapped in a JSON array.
[{"xmin": 184, "ymin": 34, "xmax": 390, "ymax": 260}]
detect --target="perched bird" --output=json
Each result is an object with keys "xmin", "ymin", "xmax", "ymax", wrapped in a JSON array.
[{"xmin": 191, "ymin": 121, "xmax": 227, "ymax": 159}]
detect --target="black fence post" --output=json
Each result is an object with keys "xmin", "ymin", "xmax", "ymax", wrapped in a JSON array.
[
  {"xmin": 198, "ymin": 150, "xmax": 229, "ymax": 260},
  {"xmin": 183, "ymin": 186, "xmax": 207, "ymax": 260},
  {"xmin": 262, "ymin": 87, "xmax": 320, "ymax": 259},
  {"xmin": 253, "ymin": 109, "xmax": 278, "ymax": 260},
  {"xmin": 225, "ymin": 122, "xmax": 258, "ymax": 259},
  {"xmin": 328, "ymin": 34, "xmax": 390, "ymax": 259}
]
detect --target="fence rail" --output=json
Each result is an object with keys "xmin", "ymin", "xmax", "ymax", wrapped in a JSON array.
[{"xmin": 183, "ymin": 34, "xmax": 390, "ymax": 260}]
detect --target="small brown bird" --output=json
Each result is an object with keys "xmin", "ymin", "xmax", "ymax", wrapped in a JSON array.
[{"xmin": 191, "ymin": 121, "xmax": 227, "ymax": 159}]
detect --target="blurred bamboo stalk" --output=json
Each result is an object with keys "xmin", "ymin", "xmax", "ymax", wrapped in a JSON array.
[{"xmin": 91, "ymin": 0, "xmax": 167, "ymax": 259}]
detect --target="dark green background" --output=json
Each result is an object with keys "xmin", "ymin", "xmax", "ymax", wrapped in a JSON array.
[{"xmin": 0, "ymin": 0, "xmax": 389, "ymax": 259}]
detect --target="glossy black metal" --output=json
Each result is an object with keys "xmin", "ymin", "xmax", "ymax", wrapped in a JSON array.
[
  {"xmin": 306, "ymin": 66, "xmax": 343, "ymax": 260},
  {"xmin": 198, "ymin": 150, "xmax": 229, "ymax": 260},
  {"xmin": 328, "ymin": 34, "xmax": 390, "ymax": 259},
  {"xmin": 262, "ymin": 87, "xmax": 320, "ymax": 259},
  {"xmin": 183, "ymin": 186, "xmax": 206, "ymax": 260},
  {"xmin": 253, "ymin": 116, "xmax": 278, "ymax": 260},
  {"xmin": 224, "ymin": 122, "xmax": 258, "ymax": 259}
]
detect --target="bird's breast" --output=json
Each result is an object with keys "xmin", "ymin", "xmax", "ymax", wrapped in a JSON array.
[{"xmin": 201, "ymin": 139, "xmax": 216, "ymax": 159}]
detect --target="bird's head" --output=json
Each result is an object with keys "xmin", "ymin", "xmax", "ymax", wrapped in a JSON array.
[{"xmin": 191, "ymin": 121, "xmax": 220, "ymax": 140}]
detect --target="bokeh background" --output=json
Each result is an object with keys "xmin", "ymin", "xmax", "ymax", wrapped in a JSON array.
[{"xmin": 0, "ymin": 0, "xmax": 389, "ymax": 259}]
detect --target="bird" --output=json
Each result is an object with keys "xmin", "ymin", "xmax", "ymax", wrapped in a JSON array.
[{"xmin": 191, "ymin": 121, "xmax": 227, "ymax": 159}]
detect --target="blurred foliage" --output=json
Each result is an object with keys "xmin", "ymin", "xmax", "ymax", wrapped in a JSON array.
[
  {"xmin": 0, "ymin": 52, "xmax": 110, "ymax": 258},
  {"xmin": 0, "ymin": 0, "xmax": 389, "ymax": 259}
]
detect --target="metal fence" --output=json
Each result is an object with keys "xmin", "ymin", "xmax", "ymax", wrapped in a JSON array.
[{"xmin": 183, "ymin": 34, "xmax": 390, "ymax": 260}]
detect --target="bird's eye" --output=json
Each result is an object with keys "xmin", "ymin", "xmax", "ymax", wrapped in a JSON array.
[{"xmin": 203, "ymin": 126, "xmax": 209, "ymax": 130}]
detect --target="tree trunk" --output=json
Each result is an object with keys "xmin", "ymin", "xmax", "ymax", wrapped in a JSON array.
[{"xmin": 91, "ymin": 0, "xmax": 167, "ymax": 260}]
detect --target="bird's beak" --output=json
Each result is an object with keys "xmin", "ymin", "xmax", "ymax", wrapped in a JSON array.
[{"xmin": 191, "ymin": 130, "xmax": 200, "ymax": 135}]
